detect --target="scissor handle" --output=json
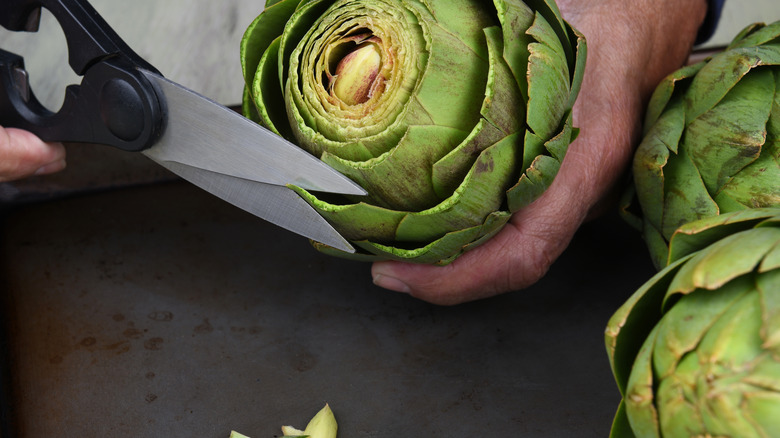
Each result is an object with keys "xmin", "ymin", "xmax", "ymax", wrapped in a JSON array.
[{"xmin": 0, "ymin": 0, "xmax": 166, "ymax": 151}]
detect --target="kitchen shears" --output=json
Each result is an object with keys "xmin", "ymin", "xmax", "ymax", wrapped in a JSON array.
[{"xmin": 0, "ymin": 0, "xmax": 365, "ymax": 252}]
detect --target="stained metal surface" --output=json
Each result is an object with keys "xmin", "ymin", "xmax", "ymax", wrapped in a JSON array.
[{"xmin": 0, "ymin": 180, "xmax": 655, "ymax": 437}]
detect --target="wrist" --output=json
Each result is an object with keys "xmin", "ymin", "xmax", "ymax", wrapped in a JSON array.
[{"xmin": 637, "ymin": 0, "xmax": 708, "ymax": 95}]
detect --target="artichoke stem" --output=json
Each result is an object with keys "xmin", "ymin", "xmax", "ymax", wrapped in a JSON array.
[{"xmin": 332, "ymin": 42, "xmax": 383, "ymax": 105}]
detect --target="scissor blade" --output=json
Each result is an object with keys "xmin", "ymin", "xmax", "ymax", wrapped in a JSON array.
[
  {"xmin": 139, "ymin": 70, "xmax": 365, "ymax": 196},
  {"xmin": 156, "ymin": 160, "xmax": 355, "ymax": 253}
]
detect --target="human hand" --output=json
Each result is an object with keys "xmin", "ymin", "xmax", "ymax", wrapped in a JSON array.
[
  {"xmin": 0, "ymin": 126, "xmax": 66, "ymax": 182},
  {"xmin": 371, "ymin": 0, "xmax": 708, "ymax": 305}
]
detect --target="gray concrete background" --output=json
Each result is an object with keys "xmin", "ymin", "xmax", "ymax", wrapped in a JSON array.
[
  {"xmin": 0, "ymin": 1, "xmax": 263, "ymax": 110},
  {"xmin": 704, "ymin": 0, "xmax": 780, "ymax": 48},
  {"xmin": 1, "ymin": 0, "xmax": 779, "ymax": 110}
]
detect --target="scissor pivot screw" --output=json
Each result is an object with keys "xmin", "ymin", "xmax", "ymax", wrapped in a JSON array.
[{"xmin": 100, "ymin": 78, "xmax": 145, "ymax": 142}]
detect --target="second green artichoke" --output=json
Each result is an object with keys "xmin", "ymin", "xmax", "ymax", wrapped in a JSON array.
[
  {"xmin": 625, "ymin": 21, "xmax": 780, "ymax": 269},
  {"xmin": 241, "ymin": 0, "xmax": 585, "ymax": 264}
]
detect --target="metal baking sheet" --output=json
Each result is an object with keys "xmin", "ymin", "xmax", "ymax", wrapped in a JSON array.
[{"xmin": 0, "ymin": 181, "xmax": 655, "ymax": 437}]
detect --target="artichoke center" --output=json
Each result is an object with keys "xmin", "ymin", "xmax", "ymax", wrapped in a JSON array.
[{"xmin": 329, "ymin": 37, "xmax": 384, "ymax": 106}]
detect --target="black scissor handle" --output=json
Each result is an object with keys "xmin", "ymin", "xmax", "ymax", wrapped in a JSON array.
[{"xmin": 0, "ymin": 0, "xmax": 166, "ymax": 151}]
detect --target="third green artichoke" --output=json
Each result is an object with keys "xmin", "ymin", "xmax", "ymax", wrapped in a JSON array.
[
  {"xmin": 241, "ymin": 0, "xmax": 585, "ymax": 264},
  {"xmin": 625, "ymin": 21, "xmax": 780, "ymax": 269},
  {"xmin": 606, "ymin": 208, "xmax": 780, "ymax": 438}
]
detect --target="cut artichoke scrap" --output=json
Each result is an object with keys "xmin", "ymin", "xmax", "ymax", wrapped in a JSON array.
[
  {"xmin": 241, "ymin": 0, "xmax": 586, "ymax": 264},
  {"xmin": 228, "ymin": 404, "xmax": 337, "ymax": 438},
  {"xmin": 624, "ymin": 21, "xmax": 780, "ymax": 269},
  {"xmin": 605, "ymin": 208, "xmax": 780, "ymax": 438}
]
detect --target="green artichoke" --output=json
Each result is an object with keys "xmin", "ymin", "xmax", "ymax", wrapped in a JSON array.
[
  {"xmin": 605, "ymin": 208, "xmax": 780, "ymax": 438},
  {"xmin": 240, "ymin": 0, "xmax": 585, "ymax": 264},
  {"xmin": 623, "ymin": 21, "xmax": 780, "ymax": 270}
]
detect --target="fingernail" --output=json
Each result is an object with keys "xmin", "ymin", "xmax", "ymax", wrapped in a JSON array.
[
  {"xmin": 373, "ymin": 274, "xmax": 411, "ymax": 294},
  {"xmin": 34, "ymin": 159, "xmax": 66, "ymax": 176}
]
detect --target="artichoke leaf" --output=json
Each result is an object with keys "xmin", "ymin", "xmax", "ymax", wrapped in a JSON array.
[
  {"xmin": 543, "ymin": 109, "xmax": 573, "ymax": 162},
  {"xmin": 727, "ymin": 20, "xmax": 780, "ymax": 50},
  {"xmin": 624, "ymin": 324, "xmax": 663, "ymax": 438},
  {"xmin": 351, "ymin": 210, "xmax": 512, "ymax": 265},
  {"xmin": 431, "ymin": 119, "xmax": 505, "ymax": 199},
  {"xmin": 667, "ymin": 208, "xmax": 779, "ymax": 264},
  {"xmin": 691, "ymin": 290, "xmax": 766, "ymax": 437},
  {"xmin": 608, "ymin": 401, "xmax": 636, "ymax": 438},
  {"xmin": 760, "ymin": 235, "xmax": 780, "ymax": 272},
  {"xmin": 683, "ymin": 42, "xmax": 780, "ymax": 125},
  {"xmin": 652, "ymin": 277, "xmax": 750, "ymax": 379},
  {"xmin": 395, "ymin": 131, "xmax": 521, "ymax": 242},
  {"xmin": 252, "ymin": 37, "xmax": 291, "ymax": 138},
  {"xmin": 525, "ymin": 11, "xmax": 571, "ymax": 141},
  {"xmin": 683, "ymin": 68, "xmax": 775, "ymax": 194},
  {"xmin": 413, "ymin": 0, "xmax": 496, "ymax": 57},
  {"xmin": 321, "ymin": 124, "xmax": 468, "ymax": 210},
  {"xmin": 665, "ymin": 228, "xmax": 780, "ymax": 301},
  {"xmin": 758, "ymin": 268, "xmax": 780, "ymax": 353},
  {"xmin": 405, "ymin": 7, "xmax": 490, "ymax": 130},
  {"xmin": 659, "ymin": 138, "xmax": 718, "ymax": 242},
  {"xmin": 654, "ymin": 354, "xmax": 707, "ymax": 438},
  {"xmin": 279, "ymin": 0, "xmax": 337, "ymax": 93},
  {"xmin": 240, "ymin": 0, "xmax": 301, "ymax": 87},
  {"xmin": 430, "ymin": 24, "xmax": 524, "ymax": 198},
  {"xmin": 632, "ymin": 95, "xmax": 684, "ymax": 231},
  {"xmin": 713, "ymin": 139, "xmax": 780, "ymax": 211},
  {"xmin": 605, "ymin": 256, "xmax": 691, "ymax": 396},
  {"xmin": 507, "ymin": 153, "xmax": 559, "ymax": 212},
  {"xmin": 768, "ymin": 69, "xmax": 780, "ymax": 140},
  {"xmin": 493, "ymin": 0, "xmax": 535, "ymax": 100},
  {"xmin": 242, "ymin": 85, "xmax": 261, "ymax": 124},
  {"xmin": 566, "ymin": 24, "xmax": 587, "ymax": 109},
  {"xmin": 642, "ymin": 62, "xmax": 705, "ymax": 133},
  {"xmin": 522, "ymin": 0, "xmax": 571, "ymax": 60},
  {"xmin": 481, "ymin": 26, "xmax": 526, "ymax": 136},
  {"xmin": 290, "ymin": 186, "xmax": 406, "ymax": 242},
  {"xmin": 742, "ymin": 390, "xmax": 780, "ymax": 437}
]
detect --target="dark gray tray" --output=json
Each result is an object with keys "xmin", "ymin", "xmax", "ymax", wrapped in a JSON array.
[{"xmin": 0, "ymin": 180, "xmax": 655, "ymax": 437}]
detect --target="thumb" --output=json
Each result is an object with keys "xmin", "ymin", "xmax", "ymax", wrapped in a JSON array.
[{"xmin": 0, "ymin": 127, "xmax": 66, "ymax": 182}]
